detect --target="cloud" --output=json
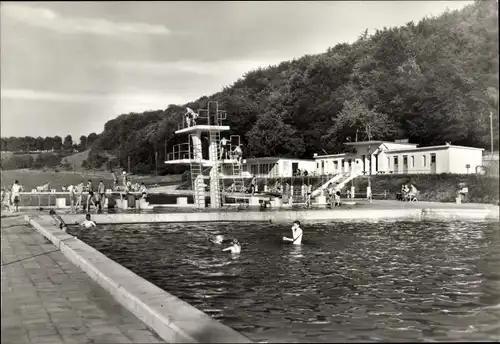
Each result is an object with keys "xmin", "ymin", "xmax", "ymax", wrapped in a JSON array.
[
  {"xmin": 111, "ymin": 58, "xmax": 288, "ymax": 77},
  {"xmin": 1, "ymin": 4, "xmax": 171, "ymax": 36},
  {"xmin": 1, "ymin": 88, "xmax": 187, "ymax": 110}
]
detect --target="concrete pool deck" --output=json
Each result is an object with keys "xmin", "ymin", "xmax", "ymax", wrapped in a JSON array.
[
  {"xmin": 21, "ymin": 214, "xmax": 253, "ymax": 344},
  {"xmin": 52, "ymin": 199, "xmax": 499, "ymax": 224},
  {"xmin": 1, "ymin": 215, "xmax": 165, "ymax": 344}
]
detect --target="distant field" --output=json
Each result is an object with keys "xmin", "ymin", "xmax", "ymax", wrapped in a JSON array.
[
  {"xmin": 61, "ymin": 150, "xmax": 90, "ymax": 170},
  {"xmin": 0, "ymin": 169, "xmax": 182, "ymax": 191}
]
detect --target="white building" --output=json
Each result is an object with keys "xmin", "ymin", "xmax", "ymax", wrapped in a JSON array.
[
  {"xmin": 242, "ymin": 157, "xmax": 316, "ymax": 178},
  {"xmin": 314, "ymin": 140, "xmax": 484, "ymax": 175}
]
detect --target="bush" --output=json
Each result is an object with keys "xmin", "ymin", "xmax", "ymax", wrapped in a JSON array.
[{"xmin": 1, "ymin": 155, "xmax": 35, "ymax": 170}]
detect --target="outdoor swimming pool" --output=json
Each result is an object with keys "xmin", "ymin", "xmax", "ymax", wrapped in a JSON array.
[{"xmin": 68, "ymin": 220, "xmax": 500, "ymax": 343}]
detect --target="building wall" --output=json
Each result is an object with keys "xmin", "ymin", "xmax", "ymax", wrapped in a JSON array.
[
  {"xmin": 245, "ymin": 159, "xmax": 315, "ymax": 178},
  {"xmin": 448, "ymin": 148, "xmax": 483, "ymax": 174},
  {"xmin": 383, "ymin": 149, "xmax": 449, "ymax": 174}
]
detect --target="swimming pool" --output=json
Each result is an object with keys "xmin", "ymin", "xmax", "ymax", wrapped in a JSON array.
[{"xmin": 68, "ymin": 220, "xmax": 500, "ymax": 343}]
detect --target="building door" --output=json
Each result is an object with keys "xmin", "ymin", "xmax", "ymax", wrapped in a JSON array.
[
  {"xmin": 292, "ymin": 162, "xmax": 299, "ymax": 176},
  {"xmin": 374, "ymin": 154, "xmax": 378, "ymax": 173},
  {"xmin": 394, "ymin": 156, "xmax": 399, "ymax": 173},
  {"xmin": 430, "ymin": 154, "xmax": 436, "ymax": 174},
  {"xmin": 348, "ymin": 159, "xmax": 353, "ymax": 175},
  {"xmin": 403, "ymin": 155, "xmax": 408, "ymax": 174},
  {"xmin": 361, "ymin": 155, "xmax": 366, "ymax": 174}
]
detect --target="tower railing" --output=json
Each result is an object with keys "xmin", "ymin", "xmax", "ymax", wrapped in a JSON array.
[{"xmin": 178, "ymin": 110, "xmax": 228, "ymax": 130}]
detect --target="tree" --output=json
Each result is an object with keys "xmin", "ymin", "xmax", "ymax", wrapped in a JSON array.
[
  {"xmin": 35, "ymin": 137, "xmax": 44, "ymax": 151},
  {"xmin": 79, "ymin": 135, "xmax": 87, "ymax": 151},
  {"xmin": 53, "ymin": 136, "xmax": 63, "ymax": 151},
  {"xmin": 246, "ymin": 111, "xmax": 305, "ymax": 157},
  {"xmin": 87, "ymin": 133, "xmax": 98, "ymax": 146},
  {"xmin": 328, "ymin": 99, "xmax": 400, "ymax": 142},
  {"xmin": 43, "ymin": 137, "xmax": 54, "ymax": 151},
  {"xmin": 63, "ymin": 135, "xmax": 73, "ymax": 152}
]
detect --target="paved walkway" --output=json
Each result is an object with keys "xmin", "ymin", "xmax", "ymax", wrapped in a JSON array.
[{"xmin": 1, "ymin": 214, "xmax": 165, "ymax": 344}]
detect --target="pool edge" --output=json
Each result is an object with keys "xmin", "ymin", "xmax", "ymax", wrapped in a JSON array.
[
  {"xmin": 24, "ymin": 215, "xmax": 254, "ymax": 344},
  {"xmin": 59, "ymin": 207, "xmax": 499, "ymax": 224}
]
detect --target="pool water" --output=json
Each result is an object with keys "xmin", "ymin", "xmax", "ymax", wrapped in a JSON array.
[{"xmin": 68, "ymin": 221, "xmax": 500, "ymax": 343}]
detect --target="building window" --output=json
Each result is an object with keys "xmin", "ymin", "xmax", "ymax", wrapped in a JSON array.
[
  {"xmin": 394, "ymin": 156, "xmax": 398, "ymax": 165},
  {"xmin": 411, "ymin": 156, "xmax": 415, "ymax": 168},
  {"xmin": 334, "ymin": 161, "xmax": 338, "ymax": 170},
  {"xmin": 422, "ymin": 155, "xmax": 426, "ymax": 167}
]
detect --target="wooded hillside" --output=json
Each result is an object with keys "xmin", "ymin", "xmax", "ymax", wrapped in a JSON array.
[{"xmin": 91, "ymin": 0, "xmax": 498, "ymax": 173}]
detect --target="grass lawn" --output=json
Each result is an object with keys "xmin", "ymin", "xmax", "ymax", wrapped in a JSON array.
[{"xmin": 1, "ymin": 169, "xmax": 182, "ymax": 191}]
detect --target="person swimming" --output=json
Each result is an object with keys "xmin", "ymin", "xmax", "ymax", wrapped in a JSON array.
[
  {"xmin": 210, "ymin": 234, "xmax": 225, "ymax": 245},
  {"xmin": 222, "ymin": 239, "xmax": 241, "ymax": 253},
  {"xmin": 49, "ymin": 209, "xmax": 68, "ymax": 230},
  {"xmin": 283, "ymin": 220, "xmax": 303, "ymax": 245},
  {"xmin": 81, "ymin": 213, "xmax": 97, "ymax": 228}
]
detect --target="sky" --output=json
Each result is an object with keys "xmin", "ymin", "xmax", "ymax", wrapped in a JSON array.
[{"xmin": 1, "ymin": 1, "xmax": 473, "ymax": 139}]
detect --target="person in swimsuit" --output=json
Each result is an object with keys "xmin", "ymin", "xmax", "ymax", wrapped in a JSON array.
[
  {"xmin": 283, "ymin": 220, "xmax": 303, "ymax": 245},
  {"xmin": 11, "ymin": 180, "xmax": 22, "ymax": 212},
  {"xmin": 81, "ymin": 213, "xmax": 97, "ymax": 228},
  {"xmin": 210, "ymin": 234, "xmax": 225, "ymax": 245},
  {"xmin": 222, "ymin": 239, "xmax": 241, "ymax": 253},
  {"xmin": 86, "ymin": 179, "xmax": 95, "ymax": 212},
  {"xmin": 75, "ymin": 182, "xmax": 84, "ymax": 211},
  {"xmin": 98, "ymin": 180, "xmax": 106, "ymax": 210}
]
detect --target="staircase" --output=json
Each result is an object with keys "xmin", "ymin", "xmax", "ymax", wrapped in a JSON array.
[
  {"xmin": 291, "ymin": 184, "xmax": 305, "ymax": 204},
  {"xmin": 311, "ymin": 173, "xmax": 344, "ymax": 197},
  {"xmin": 335, "ymin": 172, "xmax": 362, "ymax": 192}
]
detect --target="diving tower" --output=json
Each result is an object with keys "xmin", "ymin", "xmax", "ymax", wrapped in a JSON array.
[{"xmin": 165, "ymin": 101, "xmax": 243, "ymax": 209}]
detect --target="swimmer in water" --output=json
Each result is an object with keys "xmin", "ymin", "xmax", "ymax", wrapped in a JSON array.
[
  {"xmin": 49, "ymin": 209, "xmax": 67, "ymax": 231},
  {"xmin": 222, "ymin": 239, "xmax": 241, "ymax": 253},
  {"xmin": 282, "ymin": 220, "xmax": 303, "ymax": 245},
  {"xmin": 80, "ymin": 213, "xmax": 97, "ymax": 228},
  {"xmin": 210, "ymin": 234, "xmax": 225, "ymax": 245}
]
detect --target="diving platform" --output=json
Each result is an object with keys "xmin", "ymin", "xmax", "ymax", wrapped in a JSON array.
[
  {"xmin": 164, "ymin": 158, "xmax": 239, "ymax": 166},
  {"xmin": 175, "ymin": 125, "xmax": 230, "ymax": 135}
]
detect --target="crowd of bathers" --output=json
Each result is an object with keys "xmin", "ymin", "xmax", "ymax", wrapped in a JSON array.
[
  {"xmin": 1, "ymin": 180, "xmax": 24, "ymax": 213},
  {"xmin": 0, "ymin": 171, "xmax": 149, "ymax": 213}
]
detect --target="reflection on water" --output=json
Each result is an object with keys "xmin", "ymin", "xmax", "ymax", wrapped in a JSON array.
[{"xmin": 68, "ymin": 221, "xmax": 500, "ymax": 343}]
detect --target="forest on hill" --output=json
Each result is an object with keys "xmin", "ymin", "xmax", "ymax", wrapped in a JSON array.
[{"xmin": 86, "ymin": 0, "xmax": 497, "ymax": 172}]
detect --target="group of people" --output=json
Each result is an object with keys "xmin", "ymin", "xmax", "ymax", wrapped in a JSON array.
[
  {"xmin": 1, "ymin": 180, "xmax": 24, "ymax": 213},
  {"xmin": 185, "ymin": 107, "xmax": 199, "ymax": 127},
  {"xmin": 66, "ymin": 179, "xmax": 107, "ymax": 213},
  {"xmin": 210, "ymin": 220, "xmax": 303, "ymax": 254},
  {"xmin": 326, "ymin": 183, "xmax": 342, "ymax": 208},
  {"xmin": 398, "ymin": 183, "xmax": 418, "ymax": 201},
  {"xmin": 219, "ymin": 137, "xmax": 243, "ymax": 165},
  {"xmin": 112, "ymin": 171, "xmax": 148, "ymax": 200}
]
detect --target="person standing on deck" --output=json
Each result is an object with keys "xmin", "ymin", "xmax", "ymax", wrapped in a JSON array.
[
  {"xmin": 98, "ymin": 180, "xmax": 106, "ymax": 210},
  {"xmin": 68, "ymin": 184, "xmax": 76, "ymax": 213},
  {"xmin": 11, "ymin": 180, "xmax": 22, "ymax": 213},
  {"xmin": 86, "ymin": 180, "xmax": 96, "ymax": 212},
  {"xmin": 75, "ymin": 182, "xmax": 84, "ymax": 211},
  {"xmin": 219, "ymin": 137, "xmax": 229, "ymax": 160},
  {"xmin": 283, "ymin": 221, "xmax": 303, "ymax": 245},
  {"xmin": 111, "ymin": 171, "xmax": 118, "ymax": 191}
]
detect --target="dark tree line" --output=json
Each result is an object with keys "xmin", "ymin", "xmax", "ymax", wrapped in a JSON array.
[
  {"xmin": 30, "ymin": 1, "xmax": 500, "ymax": 173},
  {"xmin": 1, "ymin": 133, "xmax": 98, "ymax": 153}
]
